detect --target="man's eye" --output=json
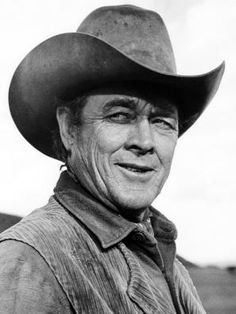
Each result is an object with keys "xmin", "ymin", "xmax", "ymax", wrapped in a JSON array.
[
  {"xmin": 152, "ymin": 118, "xmax": 175, "ymax": 130},
  {"xmin": 107, "ymin": 112, "xmax": 132, "ymax": 123}
]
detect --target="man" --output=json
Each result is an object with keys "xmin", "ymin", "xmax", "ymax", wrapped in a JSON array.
[{"xmin": 0, "ymin": 5, "xmax": 224, "ymax": 314}]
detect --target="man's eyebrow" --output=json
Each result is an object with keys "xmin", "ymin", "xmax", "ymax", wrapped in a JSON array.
[
  {"xmin": 102, "ymin": 97, "xmax": 178, "ymax": 118},
  {"xmin": 102, "ymin": 98, "xmax": 137, "ymax": 113}
]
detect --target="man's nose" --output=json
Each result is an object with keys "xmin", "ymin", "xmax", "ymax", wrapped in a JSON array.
[{"xmin": 125, "ymin": 119, "xmax": 155, "ymax": 155}]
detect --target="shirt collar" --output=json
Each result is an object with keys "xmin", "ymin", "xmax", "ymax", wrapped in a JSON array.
[{"xmin": 53, "ymin": 171, "xmax": 177, "ymax": 249}]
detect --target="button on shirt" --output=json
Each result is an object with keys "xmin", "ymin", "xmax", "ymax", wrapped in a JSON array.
[{"xmin": 0, "ymin": 171, "xmax": 206, "ymax": 313}]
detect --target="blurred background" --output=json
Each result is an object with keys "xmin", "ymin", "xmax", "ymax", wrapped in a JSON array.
[{"xmin": 0, "ymin": 1, "xmax": 235, "ymax": 312}]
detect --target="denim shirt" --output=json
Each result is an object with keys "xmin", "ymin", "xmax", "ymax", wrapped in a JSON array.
[{"xmin": 0, "ymin": 171, "xmax": 206, "ymax": 313}]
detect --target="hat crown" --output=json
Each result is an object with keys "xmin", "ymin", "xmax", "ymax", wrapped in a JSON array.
[{"xmin": 77, "ymin": 5, "xmax": 176, "ymax": 74}]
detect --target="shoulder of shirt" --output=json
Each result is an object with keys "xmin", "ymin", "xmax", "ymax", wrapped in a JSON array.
[{"xmin": 0, "ymin": 196, "xmax": 74, "ymax": 239}]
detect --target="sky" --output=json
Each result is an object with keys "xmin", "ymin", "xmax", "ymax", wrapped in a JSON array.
[{"xmin": 0, "ymin": 0, "xmax": 235, "ymax": 266}]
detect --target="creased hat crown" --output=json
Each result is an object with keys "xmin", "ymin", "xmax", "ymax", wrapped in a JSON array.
[{"xmin": 78, "ymin": 5, "xmax": 176, "ymax": 74}]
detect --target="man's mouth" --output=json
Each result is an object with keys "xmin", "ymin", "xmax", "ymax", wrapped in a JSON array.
[{"xmin": 116, "ymin": 163, "xmax": 154, "ymax": 173}]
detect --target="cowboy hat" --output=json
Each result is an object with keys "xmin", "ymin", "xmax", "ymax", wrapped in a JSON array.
[{"xmin": 9, "ymin": 5, "xmax": 225, "ymax": 160}]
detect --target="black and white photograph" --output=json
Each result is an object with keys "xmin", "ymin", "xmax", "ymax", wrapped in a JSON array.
[{"xmin": 0, "ymin": 0, "xmax": 235, "ymax": 313}]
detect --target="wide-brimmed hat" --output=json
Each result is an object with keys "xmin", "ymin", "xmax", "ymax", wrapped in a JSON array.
[{"xmin": 9, "ymin": 5, "xmax": 225, "ymax": 160}]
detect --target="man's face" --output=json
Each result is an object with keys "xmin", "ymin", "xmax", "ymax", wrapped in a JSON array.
[{"xmin": 69, "ymin": 85, "xmax": 178, "ymax": 220}]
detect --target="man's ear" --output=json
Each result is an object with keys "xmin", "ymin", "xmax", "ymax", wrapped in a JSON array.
[{"xmin": 56, "ymin": 107, "xmax": 75, "ymax": 151}]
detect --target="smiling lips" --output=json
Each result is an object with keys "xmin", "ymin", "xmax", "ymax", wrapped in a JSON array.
[{"xmin": 116, "ymin": 163, "xmax": 156, "ymax": 173}]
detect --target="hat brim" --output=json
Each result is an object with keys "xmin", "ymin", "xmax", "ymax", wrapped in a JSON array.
[{"xmin": 9, "ymin": 32, "xmax": 225, "ymax": 160}]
